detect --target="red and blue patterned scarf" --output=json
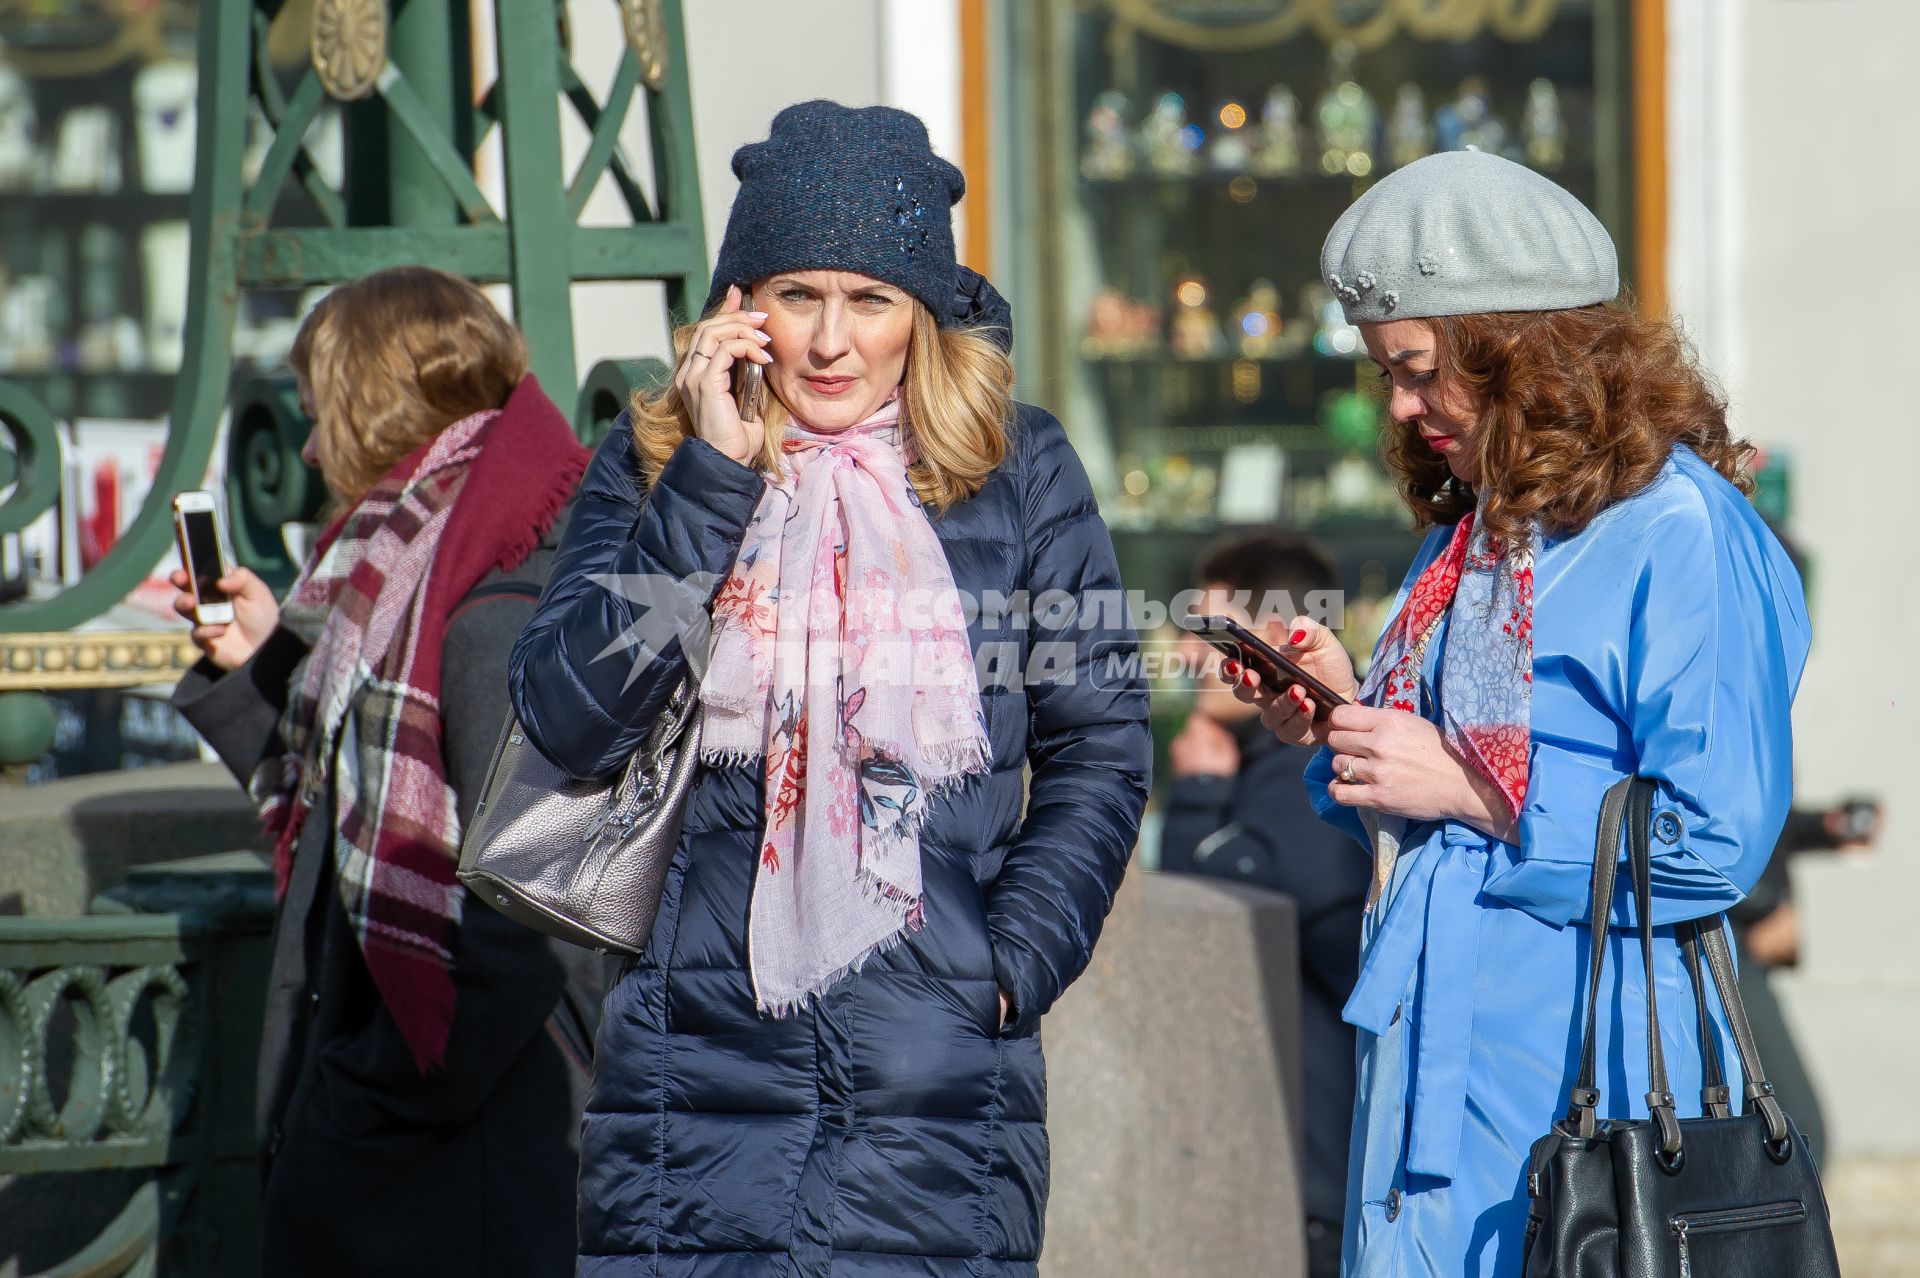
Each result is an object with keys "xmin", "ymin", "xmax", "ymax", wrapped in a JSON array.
[
  {"xmin": 1360, "ymin": 501, "xmax": 1534, "ymax": 829},
  {"xmin": 251, "ymin": 377, "xmax": 585, "ymax": 1070}
]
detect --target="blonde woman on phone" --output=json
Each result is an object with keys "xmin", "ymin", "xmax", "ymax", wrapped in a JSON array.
[{"xmin": 510, "ymin": 101, "xmax": 1151, "ymax": 1276}]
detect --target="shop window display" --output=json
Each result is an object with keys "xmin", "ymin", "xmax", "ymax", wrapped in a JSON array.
[
  {"xmin": 999, "ymin": 0, "xmax": 1644, "ymax": 801},
  {"xmin": 1005, "ymin": 0, "xmax": 1639, "ymax": 679},
  {"xmin": 0, "ymin": 6, "xmax": 333, "ymax": 595},
  {"xmin": 0, "ymin": 3, "xmax": 334, "ymax": 776}
]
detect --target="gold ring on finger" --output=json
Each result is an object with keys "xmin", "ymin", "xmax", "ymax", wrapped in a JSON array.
[{"xmin": 1340, "ymin": 758, "xmax": 1358, "ymax": 785}]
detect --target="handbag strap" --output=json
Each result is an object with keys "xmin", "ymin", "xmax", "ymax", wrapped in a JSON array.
[
  {"xmin": 1565, "ymin": 777, "xmax": 1684, "ymax": 1156},
  {"xmin": 1565, "ymin": 777, "xmax": 1792, "ymax": 1157},
  {"xmin": 1680, "ymin": 921, "xmax": 1733, "ymax": 1118},
  {"xmin": 1568, "ymin": 776, "xmax": 1632, "ymax": 1136},
  {"xmin": 596, "ymin": 674, "xmax": 699, "ymax": 834},
  {"xmin": 1699, "ymin": 914, "xmax": 1792, "ymax": 1145},
  {"xmin": 1624, "ymin": 780, "xmax": 1684, "ymax": 1158}
]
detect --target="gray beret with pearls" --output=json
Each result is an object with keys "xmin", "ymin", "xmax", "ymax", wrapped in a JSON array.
[{"xmin": 1319, "ymin": 149, "xmax": 1619, "ymax": 324}]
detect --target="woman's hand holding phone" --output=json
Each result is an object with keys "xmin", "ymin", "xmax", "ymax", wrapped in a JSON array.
[
  {"xmin": 1223, "ymin": 616, "xmax": 1359, "ymax": 747},
  {"xmin": 679, "ymin": 283, "xmax": 773, "ymax": 466},
  {"xmin": 171, "ymin": 566, "xmax": 280, "ymax": 671}
]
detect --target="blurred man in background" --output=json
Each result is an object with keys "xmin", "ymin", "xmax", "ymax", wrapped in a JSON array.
[
  {"xmin": 1733, "ymin": 778, "xmax": 1881, "ymax": 1165},
  {"xmin": 1726, "ymin": 525, "xmax": 1886, "ymax": 1166},
  {"xmin": 1161, "ymin": 530, "xmax": 1369, "ymax": 1278}
]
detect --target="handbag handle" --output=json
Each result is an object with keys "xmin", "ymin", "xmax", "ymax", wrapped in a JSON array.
[
  {"xmin": 1680, "ymin": 921, "xmax": 1733, "ymax": 1119},
  {"xmin": 1565, "ymin": 778, "xmax": 1693, "ymax": 1160},
  {"xmin": 1699, "ymin": 913, "xmax": 1792, "ymax": 1150},
  {"xmin": 1565, "ymin": 777, "xmax": 1792, "ymax": 1160},
  {"xmin": 1568, "ymin": 777, "xmax": 1639, "ymax": 1137},
  {"xmin": 1625, "ymin": 779, "xmax": 1686, "ymax": 1160},
  {"xmin": 593, "ymin": 675, "xmax": 700, "ymax": 836}
]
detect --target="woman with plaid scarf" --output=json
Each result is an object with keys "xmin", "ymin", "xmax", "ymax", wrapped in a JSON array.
[{"xmin": 171, "ymin": 266, "xmax": 602, "ymax": 1277}]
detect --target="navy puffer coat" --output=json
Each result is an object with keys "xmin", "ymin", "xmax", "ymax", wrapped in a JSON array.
[{"xmin": 508, "ymin": 404, "xmax": 1151, "ymax": 1276}]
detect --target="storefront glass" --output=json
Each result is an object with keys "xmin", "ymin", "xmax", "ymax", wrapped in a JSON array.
[{"xmin": 998, "ymin": 0, "xmax": 1640, "ymax": 798}]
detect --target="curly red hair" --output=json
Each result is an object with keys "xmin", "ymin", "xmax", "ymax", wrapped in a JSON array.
[{"xmin": 1381, "ymin": 302, "xmax": 1754, "ymax": 540}]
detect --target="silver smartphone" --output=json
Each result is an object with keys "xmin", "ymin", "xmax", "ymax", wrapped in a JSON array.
[{"xmin": 733, "ymin": 289, "xmax": 767, "ymax": 423}]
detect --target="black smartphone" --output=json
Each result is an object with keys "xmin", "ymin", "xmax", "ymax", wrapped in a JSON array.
[{"xmin": 1183, "ymin": 614, "xmax": 1349, "ymax": 720}]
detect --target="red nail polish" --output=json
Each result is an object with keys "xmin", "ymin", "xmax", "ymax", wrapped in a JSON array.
[
  {"xmin": 1240, "ymin": 671, "xmax": 1255, "ymax": 687},
  {"xmin": 1223, "ymin": 659, "xmax": 1240, "ymax": 677},
  {"xmin": 1290, "ymin": 629, "xmax": 1307, "ymax": 646}
]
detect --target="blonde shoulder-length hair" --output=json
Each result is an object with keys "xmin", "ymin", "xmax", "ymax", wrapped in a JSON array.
[
  {"xmin": 629, "ymin": 300, "xmax": 1012, "ymax": 511},
  {"xmin": 289, "ymin": 265, "xmax": 529, "ymax": 503}
]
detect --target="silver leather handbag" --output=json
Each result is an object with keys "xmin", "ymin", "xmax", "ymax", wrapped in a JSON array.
[{"xmin": 456, "ymin": 677, "xmax": 702, "ymax": 954}]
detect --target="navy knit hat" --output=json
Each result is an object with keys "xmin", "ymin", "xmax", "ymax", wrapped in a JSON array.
[{"xmin": 705, "ymin": 100, "xmax": 1012, "ymax": 347}]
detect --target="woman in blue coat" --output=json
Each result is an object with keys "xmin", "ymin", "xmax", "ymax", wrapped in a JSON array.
[
  {"xmin": 509, "ymin": 101, "xmax": 1151, "ymax": 1277},
  {"xmin": 1228, "ymin": 152, "xmax": 1811, "ymax": 1275}
]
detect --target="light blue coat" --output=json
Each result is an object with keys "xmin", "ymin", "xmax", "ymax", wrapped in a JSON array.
[{"xmin": 1309, "ymin": 447, "xmax": 1811, "ymax": 1276}]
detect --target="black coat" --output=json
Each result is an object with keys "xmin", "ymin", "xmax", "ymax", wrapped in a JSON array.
[
  {"xmin": 173, "ymin": 521, "xmax": 605, "ymax": 1278},
  {"xmin": 509, "ymin": 409, "xmax": 1153, "ymax": 1276},
  {"xmin": 1159, "ymin": 716, "xmax": 1368, "ymax": 1228}
]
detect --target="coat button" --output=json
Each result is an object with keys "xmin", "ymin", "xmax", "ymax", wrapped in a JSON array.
[
  {"xmin": 1654, "ymin": 812, "xmax": 1682, "ymax": 844},
  {"xmin": 1386, "ymin": 1188, "xmax": 1402, "ymax": 1222}
]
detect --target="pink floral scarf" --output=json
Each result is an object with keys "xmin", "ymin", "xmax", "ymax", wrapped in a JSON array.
[{"xmin": 700, "ymin": 396, "xmax": 990, "ymax": 1014}]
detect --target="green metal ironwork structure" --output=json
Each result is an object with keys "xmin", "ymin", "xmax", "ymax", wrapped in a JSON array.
[
  {"xmin": 0, "ymin": 854, "xmax": 275, "ymax": 1277},
  {"xmin": 0, "ymin": 0, "xmax": 705, "ymax": 626}
]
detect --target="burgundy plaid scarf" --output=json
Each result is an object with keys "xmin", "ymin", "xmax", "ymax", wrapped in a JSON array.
[{"xmin": 250, "ymin": 377, "xmax": 585, "ymax": 1070}]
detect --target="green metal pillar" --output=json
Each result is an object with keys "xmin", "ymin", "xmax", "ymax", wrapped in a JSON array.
[
  {"xmin": 496, "ymin": 0, "xmax": 581, "ymax": 399},
  {"xmin": 388, "ymin": 0, "xmax": 467, "ymax": 229}
]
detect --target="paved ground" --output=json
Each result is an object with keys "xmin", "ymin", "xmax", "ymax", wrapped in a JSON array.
[
  {"xmin": 1827, "ymin": 1158, "xmax": 1920, "ymax": 1277},
  {"xmin": 8, "ymin": 1157, "xmax": 1914, "ymax": 1275}
]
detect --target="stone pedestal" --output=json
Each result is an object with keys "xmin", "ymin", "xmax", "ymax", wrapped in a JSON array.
[
  {"xmin": 1041, "ymin": 869, "xmax": 1305, "ymax": 1278},
  {"xmin": 0, "ymin": 760, "xmax": 259, "ymax": 915}
]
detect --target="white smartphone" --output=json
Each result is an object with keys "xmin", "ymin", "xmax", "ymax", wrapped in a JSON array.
[{"xmin": 172, "ymin": 490, "xmax": 235, "ymax": 625}]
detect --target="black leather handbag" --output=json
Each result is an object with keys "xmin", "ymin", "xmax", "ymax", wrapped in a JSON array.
[{"xmin": 1520, "ymin": 777, "xmax": 1841, "ymax": 1278}]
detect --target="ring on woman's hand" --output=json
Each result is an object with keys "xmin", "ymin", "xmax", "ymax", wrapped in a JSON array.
[{"xmin": 1340, "ymin": 759, "xmax": 1358, "ymax": 785}]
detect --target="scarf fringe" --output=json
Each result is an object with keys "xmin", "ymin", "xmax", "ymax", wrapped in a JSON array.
[
  {"xmin": 882, "ymin": 755, "xmax": 990, "ymax": 843},
  {"xmin": 918, "ymin": 735, "xmax": 992, "ymax": 785},
  {"xmin": 698, "ymin": 678, "xmax": 765, "ymax": 717},
  {"xmin": 699, "ymin": 743, "xmax": 765, "ymax": 771},
  {"xmin": 696, "ymin": 736, "xmax": 988, "ymax": 846},
  {"xmin": 751, "ymin": 885, "xmax": 921, "ymax": 1019},
  {"xmin": 699, "ymin": 736, "xmax": 989, "ymax": 787},
  {"xmin": 491, "ymin": 445, "xmax": 587, "ymax": 579}
]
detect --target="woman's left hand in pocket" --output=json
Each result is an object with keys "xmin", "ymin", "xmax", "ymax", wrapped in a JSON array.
[{"xmin": 1324, "ymin": 703, "xmax": 1515, "ymax": 841}]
